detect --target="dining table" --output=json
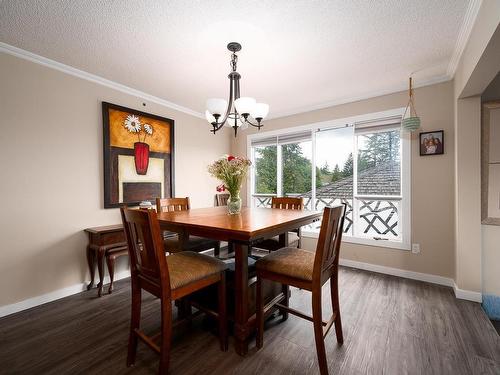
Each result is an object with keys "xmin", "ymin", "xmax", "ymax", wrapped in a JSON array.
[{"xmin": 157, "ymin": 205, "xmax": 322, "ymax": 355}]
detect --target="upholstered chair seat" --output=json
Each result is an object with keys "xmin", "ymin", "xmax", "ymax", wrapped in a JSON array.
[
  {"xmin": 163, "ymin": 235, "xmax": 220, "ymax": 254},
  {"xmin": 255, "ymin": 247, "xmax": 315, "ymax": 282},
  {"xmin": 253, "ymin": 232, "xmax": 300, "ymax": 252},
  {"xmin": 166, "ymin": 251, "xmax": 227, "ymax": 290}
]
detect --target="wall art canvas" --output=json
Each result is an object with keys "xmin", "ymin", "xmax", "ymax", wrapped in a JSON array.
[{"xmin": 102, "ymin": 102, "xmax": 174, "ymax": 208}]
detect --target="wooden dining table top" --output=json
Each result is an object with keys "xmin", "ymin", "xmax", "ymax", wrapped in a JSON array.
[{"xmin": 156, "ymin": 206, "xmax": 322, "ymax": 241}]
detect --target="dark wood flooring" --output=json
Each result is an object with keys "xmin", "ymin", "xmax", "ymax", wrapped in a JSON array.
[
  {"xmin": 493, "ymin": 320, "xmax": 500, "ymax": 336},
  {"xmin": 1, "ymin": 266, "xmax": 499, "ymax": 375}
]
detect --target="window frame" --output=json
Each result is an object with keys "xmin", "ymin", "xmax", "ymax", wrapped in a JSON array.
[{"xmin": 247, "ymin": 108, "xmax": 411, "ymax": 251}]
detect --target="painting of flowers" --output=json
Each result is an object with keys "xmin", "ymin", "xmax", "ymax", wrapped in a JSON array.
[
  {"xmin": 103, "ymin": 102, "xmax": 174, "ymax": 208},
  {"xmin": 122, "ymin": 114, "xmax": 156, "ymax": 175}
]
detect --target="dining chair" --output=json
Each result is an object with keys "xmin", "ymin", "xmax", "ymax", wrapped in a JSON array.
[
  {"xmin": 120, "ymin": 207, "xmax": 228, "ymax": 375},
  {"xmin": 156, "ymin": 197, "xmax": 221, "ymax": 256},
  {"xmin": 214, "ymin": 193, "xmax": 230, "ymax": 207},
  {"xmin": 254, "ymin": 197, "xmax": 304, "ymax": 252},
  {"xmin": 255, "ymin": 205, "xmax": 346, "ymax": 375}
]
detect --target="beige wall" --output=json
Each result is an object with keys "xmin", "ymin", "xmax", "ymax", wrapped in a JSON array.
[
  {"xmin": 452, "ymin": 1, "xmax": 500, "ymax": 294},
  {"xmin": 454, "ymin": 1, "xmax": 500, "ymax": 99},
  {"xmin": 482, "ymin": 225, "xmax": 500, "ymax": 295},
  {"xmin": 1, "ymin": 2, "xmax": 497, "ymax": 310},
  {"xmin": 482, "ymin": 72, "xmax": 500, "ymax": 296},
  {"xmin": 0, "ymin": 52, "xmax": 231, "ymax": 307},
  {"xmin": 454, "ymin": 96, "xmax": 482, "ymax": 292},
  {"xmin": 232, "ymin": 81, "xmax": 456, "ymax": 279}
]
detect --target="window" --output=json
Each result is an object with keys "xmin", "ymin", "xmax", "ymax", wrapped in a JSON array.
[
  {"xmin": 251, "ymin": 132, "xmax": 313, "ymax": 209},
  {"xmin": 252, "ymin": 137, "xmax": 277, "ymax": 208},
  {"xmin": 353, "ymin": 119, "xmax": 402, "ymax": 241},
  {"xmin": 315, "ymin": 125, "xmax": 354, "ymax": 235},
  {"xmin": 248, "ymin": 109, "xmax": 410, "ymax": 250},
  {"xmin": 279, "ymin": 132, "xmax": 313, "ymax": 209}
]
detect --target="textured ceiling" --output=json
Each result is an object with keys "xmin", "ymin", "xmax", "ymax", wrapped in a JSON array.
[{"xmin": 0, "ymin": 0, "xmax": 471, "ymax": 118}]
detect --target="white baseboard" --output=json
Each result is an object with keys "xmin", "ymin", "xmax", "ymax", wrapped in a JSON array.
[
  {"xmin": 339, "ymin": 258, "xmax": 482, "ymax": 303},
  {"xmin": 0, "ymin": 260, "xmax": 484, "ymax": 319},
  {"xmin": 453, "ymin": 283, "xmax": 483, "ymax": 303},
  {"xmin": 339, "ymin": 258, "xmax": 455, "ymax": 287},
  {"xmin": 0, "ymin": 270, "xmax": 130, "ymax": 318}
]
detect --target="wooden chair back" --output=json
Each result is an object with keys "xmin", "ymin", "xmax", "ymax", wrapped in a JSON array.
[
  {"xmin": 156, "ymin": 197, "xmax": 190, "ymax": 213},
  {"xmin": 215, "ymin": 193, "xmax": 230, "ymax": 207},
  {"xmin": 271, "ymin": 197, "xmax": 304, "ymax": 210},
  {"xmin": 313, "ymin": 205, "xmax": 346, "ymax": 285},
  {"xmin": 120, "ymin": 207, "xmax": 170, "ymax": 296}
]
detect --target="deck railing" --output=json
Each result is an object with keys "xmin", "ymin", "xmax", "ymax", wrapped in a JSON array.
[{"xmin": 252, "ymin": 194, "xmax": 400, "ymax": 239}]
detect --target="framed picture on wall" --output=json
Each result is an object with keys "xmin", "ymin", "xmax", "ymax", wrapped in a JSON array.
[
  {"xmin": 419, "ymin": 130, "xmax": 444, "ymax": 156},
  {"xmin": 102, "ymin": 102, "xmax": 175, "ymax": 208}
]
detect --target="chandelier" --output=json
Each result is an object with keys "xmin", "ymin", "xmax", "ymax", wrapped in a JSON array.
[{"xmin": 205, "ymin": 42, "xmax": 269, "ymax": 137}]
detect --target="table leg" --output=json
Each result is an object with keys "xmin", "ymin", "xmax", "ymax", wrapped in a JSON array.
[
  {"xmin": 233, "ymin": 242, "xmax": 249, "ymax": 356},
  {"xmin": 86, "ymin": 245, "xmax": 96, "ymax": 291},
  {"xmin": 279, "ymin": 232, "xmax": 289, "ymax": 248},
  {"xmin": 97, "ymin": 247, "xmax": 106, "ymax": 297}
]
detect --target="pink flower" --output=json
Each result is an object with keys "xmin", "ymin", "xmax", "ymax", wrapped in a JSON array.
[
  {"xmin": 228, "ymin": 155, "xmax": 235, "ymax": 161},
  {"xmin": 216, "ymin": 184, "xmax": 226, "ymax": 192}
]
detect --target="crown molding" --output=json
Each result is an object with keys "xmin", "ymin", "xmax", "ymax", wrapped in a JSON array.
[
  {"xmin": 0, "ymin": 39, "xmax": 461, "ymax": 123},
  {"xmin": 266, "ymin": 74, "xmax": 452, "ymax": 120},
  {"xmin": 0, "ymin": 42, "xmax": 205, "ymax": 119},
  {"xmin": 446, "ymin": 0, "xmax": 483, "ymax": 78}
]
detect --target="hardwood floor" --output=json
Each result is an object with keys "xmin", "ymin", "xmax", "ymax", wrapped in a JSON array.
[
  {"xmin": 1, "ymin": 266, "xmax": 499, "ymax": 374},
  {"xmin": 493, "ymin": 320, "xmax": 500, "ymax": 336}
]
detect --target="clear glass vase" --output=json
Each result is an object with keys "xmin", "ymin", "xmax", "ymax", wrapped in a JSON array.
[{"xmin": 227, "ymin": 191, "xmax": 242, "ymax": 214}]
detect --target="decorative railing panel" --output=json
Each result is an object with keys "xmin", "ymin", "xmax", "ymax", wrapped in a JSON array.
[
  {"xmin": 313, "ymin": 197, "xmax": 353, "ymax": 235},
  {"xmin": 252, "ymin": 194, "xmax": 400, "ymax": 240},
  {"xmin": 356, "ymin": 198, "xmax": 399, "ymax": 239},
  {"xmin": 253, "ymin": 194, "xmax": 275, "ymax": 208}
]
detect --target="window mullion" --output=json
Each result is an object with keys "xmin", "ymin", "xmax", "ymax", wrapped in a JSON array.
[
  {"xmin": 250, "ymin": 146, "xmax": 255, "ymax": 207},
  {"xmin": 276, "ymin": 141, "xmax": 283, "ymax": 197},
  {"xmin": 311, "ymin": 129, "xmax": 316, "ymax": 210},
  {"xmin": 352, "ymin": 128, "xmax": 359, "ymax": 238}
]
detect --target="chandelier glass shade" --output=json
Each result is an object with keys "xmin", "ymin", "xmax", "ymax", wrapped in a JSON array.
[{"xmin": 205, "ymin": 42, "xmax": 269, "ymax": 136}]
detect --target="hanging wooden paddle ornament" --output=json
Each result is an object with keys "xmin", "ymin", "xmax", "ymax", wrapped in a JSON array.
[{"xmin": 402, "ymin": 77, "xmax": 421, "ymax": 132}]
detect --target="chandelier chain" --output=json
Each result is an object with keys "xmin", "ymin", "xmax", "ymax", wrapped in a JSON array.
[{"xmin": 230, "ymin": 52, "xmax": 238, "ymax": 72}]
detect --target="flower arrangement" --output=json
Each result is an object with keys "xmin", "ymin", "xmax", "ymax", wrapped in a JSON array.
[
  {"xmin": 208, "ymin": 155, "xmax": 251, "ymax": 214},
  {"xmin": 123, "ymin": 114, "xmax": 155, "ymax": 175},
  {"xmin": 123, "ymin": 114, "xmax": 154, "ymax": 142}
]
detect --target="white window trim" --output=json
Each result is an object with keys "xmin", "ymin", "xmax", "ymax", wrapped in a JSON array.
[{"xmin": 246, "ymin": 108, "xmax": 411, "ymax": 251}]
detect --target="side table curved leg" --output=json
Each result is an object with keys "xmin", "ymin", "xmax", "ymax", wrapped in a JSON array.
[
  {"xmin": 86, "ymin": 245, "xmax": 95, "ymax": 291},
  {"xmin": 106, "ymin": 255, "xmax": 115, "ymax": 294},
  {"xmin": 97, "ymin": 247, "xmax": 106, "ymax": 297}
]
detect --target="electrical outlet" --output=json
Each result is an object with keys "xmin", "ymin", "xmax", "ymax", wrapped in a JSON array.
[{"xmin": 412, "ymin": 243, "xmax": 420, "ymax": 254}]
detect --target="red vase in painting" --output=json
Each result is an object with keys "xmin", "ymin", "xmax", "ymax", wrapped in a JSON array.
[{"xmin": 134, "ymin": 142, "xmax": 150, "ymax": 175}]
